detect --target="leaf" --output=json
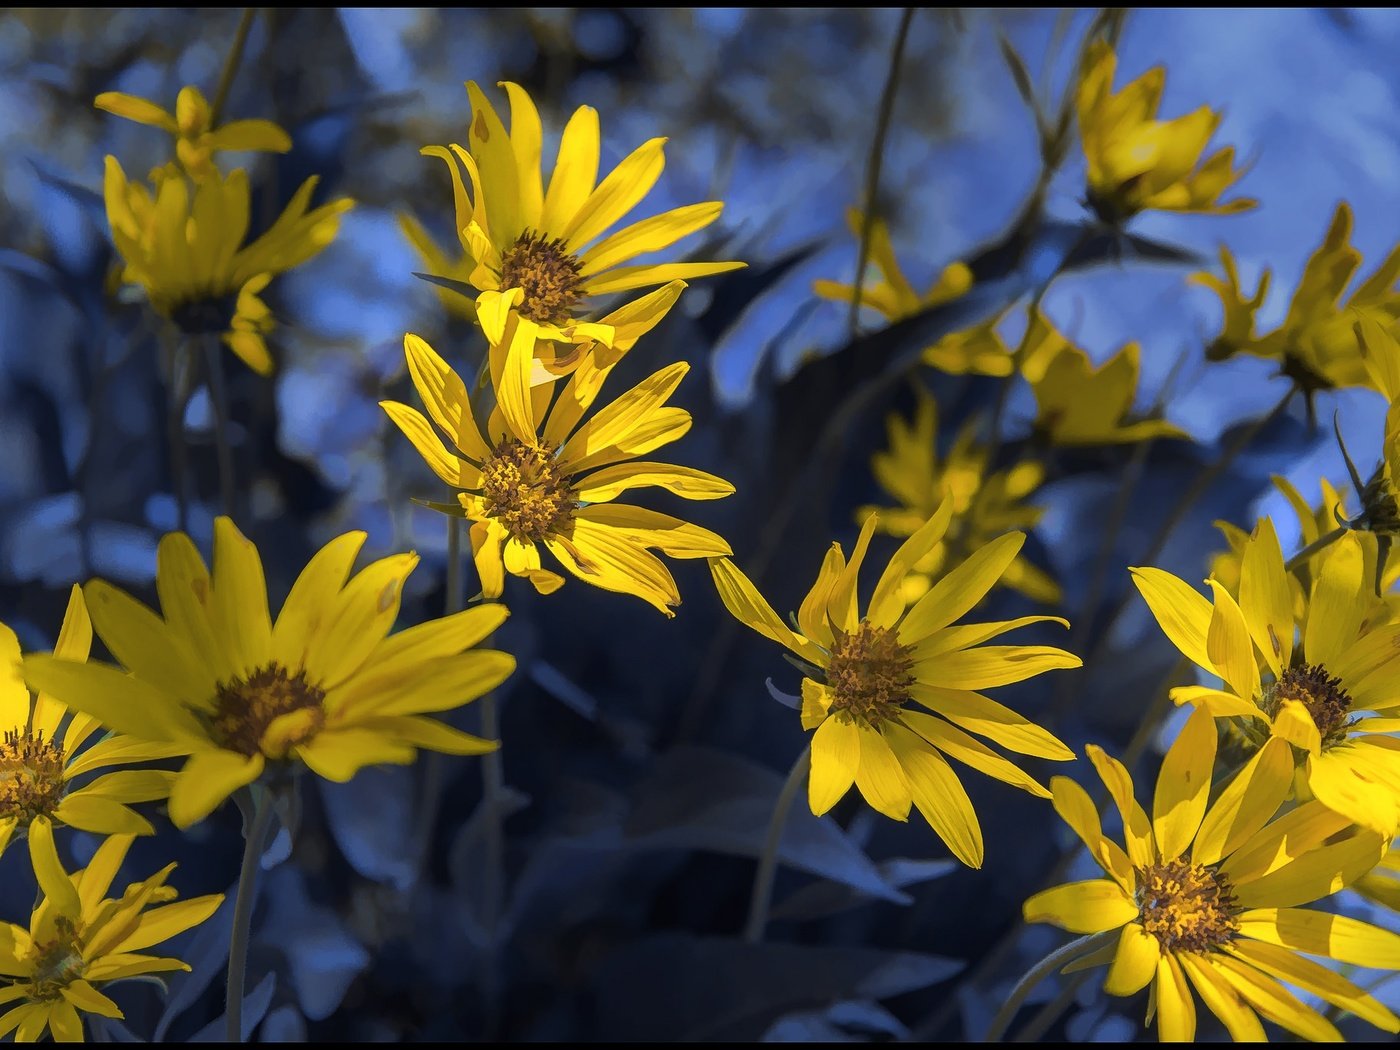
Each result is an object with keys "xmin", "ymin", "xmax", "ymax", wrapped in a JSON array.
[
  {"xmin": 319, "ymin": 764, "xmax": 419, "ymax": 891},
  {"xmin": 188, "ymin": 972, "xmax": 276, "ymax": 1041},
  {"xmin": 258, "ymin": 867, "xmax": 370, "ymax": 1021},
  {"xmin": 770, "ymin": 857, "xmax": 958, "ymax": 921},
  {"xmin": 154, "ymin": 893, "xmax": 237, "ymax": 1040}
]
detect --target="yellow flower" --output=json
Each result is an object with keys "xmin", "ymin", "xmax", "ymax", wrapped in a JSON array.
[
  {"xmin": 1025, "ymin": 706, "xmax": 1397, "ymax": 1042},
  {"xmin": 857, "ymin": 386, "xmax": 1059, "ymax": 606},
  {"xmin": 708, "ymin": 505, "xmax": 1079, "ymax": 868},
  {"xmin": 1076, "ymin": 38, "xmax": 1254, "ymax": 222},
  {"xmin": 1195, "ymin": 203, "xmax": 1400, "ymax": 396},
  {"xmin": 1020, "ymin": 310, "xmax": 1187, "ymax": 446},
  {"xmin": 22, "ymin": 518, "xmax": 514, "ymax": 829},
  {"xmin": 398, "ymin": 209, "xmax": 479, "ymax": 323},
  {"xmin": 102, "ymin": 156, "xmax": 353, "ymax": 375},
  {"xmin": 1133, "ymin": 522, "xmax": 1400, "ymax": 833},
  {"xmin": 1356, "ymin": 842, "xmax": 1400, "ymax": 912},
  {"xmin": 417, "ymin": 80, "xmax": 744, "ymax": 374},
  {"xmin": 380, "ymin": 311, "xmax": 733, "ymax": 614},
  {"xmin": 812, "ymin": 209, "xmax": 1012, "ymax": 377},
  {"xmin": 0, "ymin": 822, "xmax": 222, "ymax": 1042},
  {"xmin": 0, "ymin": 588, "xmax": 182, "ymax": 855},
  {"xmin": 95, "ymin": 84, "xmax": 291, "ymax": 182},
  {"xmin": 1356, "ymin": 314, "xmax": 1400, "ymax": 536}
]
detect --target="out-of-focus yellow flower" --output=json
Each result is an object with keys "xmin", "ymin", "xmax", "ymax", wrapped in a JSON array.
[
  {"xmin": 416, "ymin": 81, "xmax": 743, "ymax": 376},
  {"xmin": 1019, "ymin": 310, "xmax": 1186, "ymax": 445},
  {"xmin": 1, "ymin": 588, "xmax": 182, "ymax": 857},
  {"xmin": 102, "ymin": 156, "xmax": 353, "ymax": 374},
  {"xmin": 1025, "ymin": 706, "xmax": 1396, "ymax": 1042},
  {"xmin": 0, "ymin": 823, "xmax": 223, "ymax": 1042},
  {"xmin": 95, "ymin": 85, "xmax": 290, "ymax": 182},
  {"xmin": 1356, "ymin": 314, "xmax": 1400, "ymax": 537},
  {"xmin": 1195, "ymin": 203, "xmax": 1400, "ymax": 396},
  {"xmin": 1134, "ymin": 522, "xmax": 1400, "ymax": 833},
  {"xmin": 1076, "ymin": 38, "xmax": 1254, "ymax": 222},
  {"xmin": 23, "ymin": 519, "xmax": 514, "ymax": 829},
  {"xmin": 812, "ymin": 210, "xmax": 1012, "ymax": 377},
  {"xmin": 857, "ymin": 387, "xmax": 1058, "ymax": 607},
  {"xmin": 709, "ymin": 506, "xmax": 1078, "ymax": 868},
  {"xmin": 380, "ymin": 311, "xmax": 733, "ymax": 615}
]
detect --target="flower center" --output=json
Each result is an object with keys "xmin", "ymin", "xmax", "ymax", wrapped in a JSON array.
[
  {"xmin": 0, "ymin": 729, "xmax": 66, "ymax": 827},
  {"xmin": 479, "ymin": 439, "xmax": 576, "ymax": 542},
  {"xmin": 1135, "ymin": 857, "xmax": 1238, "ymax": 953},
  {"xmin": 26, "ymin": 917, "xmax": 85, "ymax": 1001},
  {"xmin": 1273, "ymin": 662, "xmax": 1353, "ymax": 745},
  {"xmin": 210, "ymin": 663, "xmax": 326, "ymax": 759},
  {"xmin": 499, "ymin": 231, "xmax": 585, "ymax": 324},
  {"xmin": 825, "ymin": 623, "xmax": 914, "ymax": 728}
]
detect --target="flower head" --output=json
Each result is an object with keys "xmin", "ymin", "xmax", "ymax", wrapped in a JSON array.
[
  {"xmin": 415, "ymin": 81, "xmax": 743, "ymax": 374},
  {"xmin": 23, "ymin": 519, "xmax": 515, "ymax": 828},
  {"xmin": 1020, "ymin": 310, "xmax": 1186, "ymax": 446},
  {"xmin": 1194, "ymin": 203, "xmax": 1400, "ymax": 397},
  {"xmin": 857, "ymin": 387, "xmax": 1058, "ymax": 606},
  {"xmin": 812, "ymin": 210, "xmax": 1012, "ymax": 376},
  {"xmin": 380, "ymin": 311, "xmax": 733, "ymax": 614},
  {"xmin": 1133, "ymin": 522, "xmax": 1400, "ymax": 833},
  {"xmin": 95, "ymin": 84, "xmax": 291, "ymax": 182},
  {"xmin": 1025, "ymin": 707, "xmax": 1397, "ymax": 1042},
  {"xmin": 709, "ymin": 505, "xmax": 1079, "ymax": 867},
  {"xmin": 0, "ymin": 822, "xmax": 222, "ymax": 1042},
  {"xmin": 0, "ymin": 587, "xmax": 181, "ymax": 855},
  {"xmin": 1076, "ymin": 39, "xmax": 1253, "ymax": 222},
  {"xmin": 103, "ymin": 157, "xmax": 353, "ymax": 375}
]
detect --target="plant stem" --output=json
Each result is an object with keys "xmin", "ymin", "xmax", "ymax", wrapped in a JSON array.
[
  {"xmin": 1285, "ymin": 525, "xmax": 1347, "ymax": 573},
  {"xmin": 847, "ymin": 7, "xmax": 917, "ymax": 341},
  {"xmin": 209, "ymin": 9, "xmax": 257, "ymax": 126},
  {"xmin": 743, "ymin": 745, "xmax": 811, "ymax": 944},
  {"xmin": 205, "ymin": 337, "xmax": 236, "ymax": 519},
  {"xmin": 163, "ymin": 332, "xmax": 191, "ymax": 533},
  {"xmin": 226, "ymin": 790, "xmax": 274, "ymax": 1042},
  {"xmin": 1011, "ymin": 967, "xmax": 1091, "ymax": 1042},
  {"xmin": 478, "ymin": 686, "xmax": 506, "ymax": 1036},
  {"xmin": 983, "ymin": 929, "xmax": 1118, "ymax": 1041}
]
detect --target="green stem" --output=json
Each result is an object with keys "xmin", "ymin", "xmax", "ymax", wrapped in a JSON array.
[
  {"xmin": 478, "ymin": 687, "xmax": 506, "ymax": 1036},
  {"xmin": 1284, "ymin": 525, "xmax": 1347, "ymax": 573},
  {"xmin": 743, "ymin": 745, "xmax": 812, "ymax": 944},
  {"xmin": 163, "ymin": 333, "xmax": 192, "ymax": 533},
  {"xmin": 204, "ymin": 338, "xmax": 236, "ymax": 519},
  {"xmin": 983, "ymin": 929, "xmax": 1118, "ymax": 1041},
  {"xmin": 226, "ymin": 790, "xmax": 274, "ymax": 1042},
  {"xmin": 1011, "ymin": 967, "xmax": 1091, "ymax": 1042},
  {"xmin": 847, "ymin": 7, "xmax": 916, "ymax": 340},
  {"xmin": 209, "ymin": 9, "xmax": 257, "ymax": 126}
]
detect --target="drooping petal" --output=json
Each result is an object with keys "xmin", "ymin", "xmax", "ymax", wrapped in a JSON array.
[
  {"xmin": 808, "ymin": 716, "xmax": 859, "ymax": 816},
  {"xmin": 1022, "ymin": 880, "xmax": 1137, "ymax": 934},
  {"xmin": 1104, "ymin": 922, "xmax": 1160, "ymax": 996},
  {"xmin": 167, "ymin": 750, "xmax": 263, "ymax": 828}
]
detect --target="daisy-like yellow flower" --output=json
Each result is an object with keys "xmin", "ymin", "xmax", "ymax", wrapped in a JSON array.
[
  {"xmin": 103, "ymin": 156, "xmax": 353, "ymax": 375},
  {"xmin": 95, "ymin": 84, "xmax": 291, "ymax": 182},
  {"xmin": 1019, "ymin": 310, "xmax": 1187, "ymax": 446},
  {"xmin": 1356, "ymin": 314, "xmax": 1400, "ymax": 537},
  {"xmin": 22, "ymin": 518, "xmax": 514, "ymax": 829},
  {"xmin": 1195, "ymin": 204, "xmax": 1400, "ymax": 397},
  {"xmin": 857, "ymin": 386, "xmax": 1059, "ymax": 606},
  {"xmin": 1133, "ymin": 521, "xmax": 1400, "ymax": 833},
  {"xmin": 0, "ymin": 587, "xmax": 181, "ymax": 855},
  {"xmin": 812, "ymin": 209, "xmax": 1012, "ymax": 377},
  {"xmin": 709, "ymin": 505, "xmax": 1079, "ymax": 868},
  {"xmin": 380, "ymin": 309, "xmax": 733, "ymax": 614},
  {"xmin": 0, "ymin": 822, "xmax": 222, "ymax": 1042},
  {"xmin": 1025, "ymin": 706, "xmax": 1397, "ymax": 1042},
  {"xmin": 416, "ymin": 80, "xmax": 743, "ymax": 374},
  {"xmin": 1076, "ymin": 38, "xmax": 1254, "ymax": 223}
]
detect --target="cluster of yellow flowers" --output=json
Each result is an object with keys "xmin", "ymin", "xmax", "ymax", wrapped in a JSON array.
[{"xmin": 6, "ymin": 18, "xmax": 1400, "ymax": 1044}]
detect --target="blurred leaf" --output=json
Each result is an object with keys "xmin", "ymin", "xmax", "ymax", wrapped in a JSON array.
[
  {"xmin": 261, "ymin": 867, "xmax": 371, "ymax": 1021},
  {"xmin": 188, "ymin": 972, "xmax": 276, "ymax": 1042},
  {"xmin": 770, "ymin": 856, "xmax": 958, "ymax": 921},
  {"xmin": 154, "ymin": 893, "xmax": 236, "ymax": 1041},
  {"xmin": 319, "ymin": 765, "xmax": 418, "ymax": 891},
  {"xmin": 259, "ymin": 1004, "xmax": 308, "ymax": 1042}
]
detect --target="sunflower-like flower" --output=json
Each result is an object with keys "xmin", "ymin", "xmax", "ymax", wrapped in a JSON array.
[
  {"xmin": 0, "ymin": 588, "xmax": 181, "ymax": 857},
  {"xmin": 1194, "ymin": 203, "xmax": 1400, "ymax": 397},
  {"xmin": 1025, "ymin": 706, "xmax": 1397, "ymax": 1042},
  {"xmin": 1076, "ymin": 38, "xmax": 1253, "ymax": 222},
  {"xmin": 102, "ymin": 157, "xmax": 353, "ymax": 375},
  {"xmin": 1020, "ymin": 310, "xmax": 1186, "ymax": 446},
  {"xmin": 812, "ymin": 210, "xmax": 1012, "ymax": 376},
  {"xmin": 414, "ymin": 81, "xmax": 743, "ymax": 374},
  {"xmin": 95, "ymin": 84, "xmax": 291, "ymax": 183},
  {"xmin": 22, "ymin": 519, "xmax": 514, "ymax": 828},
  {"xmin": 380, "ymin": 308, "xmax": 733, "ymax": 614},
  {"xmin": 0, "ymin": 822, "xmax": 222, "ymax": 1042},
  {"xmin": 857, "ymin": 386, "xmax": 1058, "ymax": 606},
  {"xmin": 709, "ymin": 505, "xmax": 1079, "ymax": 867},
  {"xmin": 1133, "ymin": 521, "xmax": 1400, "ymax": 833}
]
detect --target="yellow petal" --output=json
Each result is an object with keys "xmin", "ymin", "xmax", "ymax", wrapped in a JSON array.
[
  {"xmin": 28, "ymin": 819, "xmax": 80, "ymax": 920},
  {"xmin": 852, "ymin": 723, "xmax": 911, "ymax": 820},
  {"xmin": 1022, "ymin": 879, "xmax": 1137, "ymax": 934},
  {"xmin": 707, "ymin": 557, "xmax": 821, "ymax": 663},
  {"xmin": 563, "ymin": 136, "xmax": 666, "ymax": 251},
  {"xmin": 580, "ymin": 259, "xmax": 746, "ymax": 297},
  {"xmin": 1238, "ymin": 518, "xmax": 1294, "ymax": 675},
  {"xmin": 915, "ymin": 645, "xmax": 1080, "ymax": 690},
  {"xmin": 1226, "ymin": 938, "xmax": 1399, "ymax": 1032},
  {"xmin": 542, "ymin": 104, "xmax": 600, "ymax": 234},
  {"xmin": 1151, "ymin": 705, "xmax": 1216, "ymax": 860},
  {"xmin": 465, "ymin": 80, "xmax": 522, "ymax": 246},
  {"xmin": 1304, "ymin": 532, "xmax": 1366, "ymax": 667},
  {"xmin": 1232, "ymin": 828, "xmax": 1384, "ymax": 909},
  {"xmin": 825, "ymin": 514, "xmax": 878, "ymax": 633},
  {"xmin": 93, "ymin": 91, "xmax": 176, "ymax": 130},
  {"xmin": 306, "ymin": 553, "xmax": 419, "ymax": 690},
  {"xmin": 1128, "ymin": 567, "xmax": 1214, "ymax": 671},
  {"xmin": 20, "ymin": 655, "xmax": 207, "ymax": 745},
  {"xmin": 800, "ymin": 679, "xmax": 831, "ymax": 731},
  {"xmin": 884, "ymin": 721, "xmax": 983, "ymax": 868},
  {"xmin": 1210, "ymin": 951, "xmax": 1340, "ymax": 1042},
  {"xmin": 909, "ymin": 685, "xmax": 1074, "ymax": 761},
  {"xmin": 210, "ymin": 517, "xmax": 272, "ymax": 679},
  {"xmin": 579, "ymin": 201, "xmax": 724, "ymax": 276},
  {"xmin": 1272, "ymin": 698, "xmax": 1321, "ymax": 756},
  {"xmin": 167, "ymin": 750, "xmax": 263, "ymax": 828},
  {"xmin": 270, "ymin": 531, "xmax": 367, "ymax": 673},
  {"xmin": 1153, "ymin": 954, "xmax": 1197, "ymax": 1043},
  {"xmin": 501, "ymin": 82, "xmax": 543, "ymax": 230},
  {"xmin": 402, "ymin": 332, "xmax": 492, "ymax": 461},
  {"xmin": 294, "ymin": 727, "xmax": 414, "ymax": 783},
  {"xmin": 1238, "ymin": 906, "xmax": 1400, "ymax": 968},
  {"xmin": 1104, "ymin": 922, "xmax": 1160, "ymax": 996},
  {"xmin": 361, "ymin": 715, "xmax": 498, "ymax": 755},
  {"xmin": 902, "ymin": 710, "xmax": 1049, "ymax": 798},
  {"xmin": 1048, "ymin": 774, "xmax": 1135, "ymax": 890},
  {"xmin": 808, "ymin": 715, "xmax": 858, "ymax": 816},
  {"xmin": 1193, "ymin": 737, "xmax": 1293, "ymax": 865},
  {"xmin": 113, "ymin": 894, "xmax": 224, "ymax": 954},
  {"xmin": 574, "ymin": 462, "xmax": 734, "ymax": 503},
  {"xmin": 1205, "ymin": 580, "xmax": 1259, "ymax": 701},
  {"xmin": 1086, "ymin": 745, "xmax": 1155, "ymax": 867},
  {"xmin": 867, "ymin": 500, "xmax": 953, "ymax": 629},
  {"xmin": 205, "ymin": 119, "xmax": 292, "ymax": 153},
  {"xmin": 1178, "ymin": 953, "xmax": 1265, "ymax": 1041},
  {"xmin": 897, "ymin": 533, "xmax": 1026, "ymax": 645},
  {"xmin": 82, "ymin": 579, "xmax": 208, "ymax": 703}
]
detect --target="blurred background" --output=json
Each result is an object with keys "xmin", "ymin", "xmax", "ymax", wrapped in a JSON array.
[{"xmin": 2, "ymin": 7, "xmax": 1400, "ymax": 1041}]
